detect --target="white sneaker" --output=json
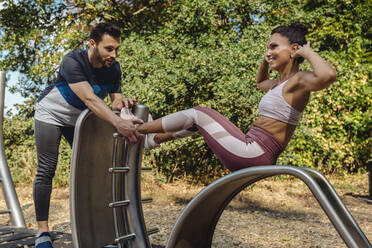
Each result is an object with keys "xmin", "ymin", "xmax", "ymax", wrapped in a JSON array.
[
  {"xmin": 144, "ymin": 113, "xmax": 160, "ymax": 150},
  {"xmin": 120, "ymin": 107, "xmax": 144, "ymax": 128},
  {"xmin": 120, "ymin": 107, "xmax": 135, "ymax": 120},
  {"xmin": 144, "ymin": 133, "xmax": 160, "ymax": 150}
]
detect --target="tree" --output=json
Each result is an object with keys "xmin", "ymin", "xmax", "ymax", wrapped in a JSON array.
[{"xmin": 1, "ymin": 0, "xmax": 370, "ymax": 184}]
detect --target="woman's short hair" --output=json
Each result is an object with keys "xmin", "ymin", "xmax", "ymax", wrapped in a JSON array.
[
  {"xmin": 271, "ymin": 22, "xmax": 308, "ymax": 64},
  {"xmin": 89, "ymin": 23, "xmax": 121, "ymax": 44}
]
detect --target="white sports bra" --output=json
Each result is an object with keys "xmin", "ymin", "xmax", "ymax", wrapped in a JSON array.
[{"xmin": 258, "ymin": 80, "xmax": 302, "ymax": 125}]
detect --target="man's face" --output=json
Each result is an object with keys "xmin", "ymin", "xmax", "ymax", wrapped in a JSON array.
[{"xmin": 92, "ymin": 34, "xmax": 120, "ymax": 68}]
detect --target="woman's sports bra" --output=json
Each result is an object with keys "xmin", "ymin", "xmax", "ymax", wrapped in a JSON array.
[{"xmin": 258, "ymin": 80, "xmax": 302, "ymax": 125}]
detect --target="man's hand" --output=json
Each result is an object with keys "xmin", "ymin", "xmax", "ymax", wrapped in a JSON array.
[
  {"xmin": 122, "ymin": 96, "xmax": 138, "ymax": 108},
  {"xmin": 115, "ymin": 118, "xmax": 144, "ymax": 144},
  {"xmin": 112, "ymin": 95, "xmax": 139, "ymax": 110},
  {"xmin": 69, "ymin": 82, "xmax": 143, "ymax": 143}
]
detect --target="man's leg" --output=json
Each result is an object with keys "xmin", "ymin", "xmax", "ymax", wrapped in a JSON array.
[
  {"xmin": 33, "ymin": 120, "xmax": 63, "ymax": 235},
  {"xmin": 60, "ymin": 125, "xmax": 75, "ymax": 147}
]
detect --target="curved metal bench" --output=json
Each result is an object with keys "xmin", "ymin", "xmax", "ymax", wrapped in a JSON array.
[{"xmin": 166, "ymin": 166, "xmax": 372, "ymax": 248}]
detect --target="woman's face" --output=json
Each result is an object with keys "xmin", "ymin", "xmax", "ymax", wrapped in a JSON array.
[{"xmin": 265, "ymin": 33, "xmax": 294, "ymax": 71}]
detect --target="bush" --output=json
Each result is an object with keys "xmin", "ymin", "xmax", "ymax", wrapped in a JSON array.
[
  {"xmin": 3, "ymin": 116, "xmax": 71, "ymax": 186},
  {"xmin": 116, "ymin": 4, "xmax": 371, "ymax": 182},
  {"xmin": 3, "ymin": 0, "xmax": 370, "ymax": 184}
]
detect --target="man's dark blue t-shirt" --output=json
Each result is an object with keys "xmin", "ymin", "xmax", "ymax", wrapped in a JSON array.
[{"xmin": 35, "ymin": 49, "xmax": 122, "ymax": 126}]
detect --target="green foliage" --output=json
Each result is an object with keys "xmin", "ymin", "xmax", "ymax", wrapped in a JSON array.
[
  {"xmin": 3, "ymin": 116, "xmax": 71, "ymax": 186},
  {"xmin": 119, "ymin": 23, "xmax": 271, "ymax": 180},
  {"xmin": 0, "ymin": 0, "xmax": 68, "ymax": 95},
  {"xmin": 0, "ymin": 0, "xmax": 172, "ymax": 98},
  {"xmin": 255, "ymin": 0, "xmax": 372, "ymax": 174},
  {"xmin": 279, "ymin": 52, "xmax": 371, "ymax": 173},
  {"xmin": 0, "ymin": 0, "xmax": 370, "ymax": 184},
  {"xmin": 118, "ymin": 1, "xmax": 371, "ymax": 181},
  {"xmin": 3, "ymin": 117, "xmax": 35, "ymax": 185}
]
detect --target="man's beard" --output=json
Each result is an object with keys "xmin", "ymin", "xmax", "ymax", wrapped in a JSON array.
[{"xmin": 93, "ymin": 47, "xmax": 113, "ymax": 67}]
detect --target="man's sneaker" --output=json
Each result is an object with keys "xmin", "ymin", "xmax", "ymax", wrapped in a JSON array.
[{"xmin": 35, "ymin": 232, "xmax": 53, "ymax": 248}]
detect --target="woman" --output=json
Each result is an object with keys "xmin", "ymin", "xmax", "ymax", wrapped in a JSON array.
[{"xmin": 133, "ymin": 22, "xmax": 337, "ymax": 172}]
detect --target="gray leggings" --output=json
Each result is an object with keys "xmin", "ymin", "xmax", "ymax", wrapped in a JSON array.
[{"xmin": 33, "ymin": 119, "xmax": 74, "ymax": 221}]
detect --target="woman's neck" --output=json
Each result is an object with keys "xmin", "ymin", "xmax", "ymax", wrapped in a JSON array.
[{"xmin": 278, "ymin": 62, "xmax": 299, "ymax": 82}]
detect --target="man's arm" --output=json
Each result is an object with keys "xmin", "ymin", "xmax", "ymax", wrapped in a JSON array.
[{"xmin": 69, "ymin": 81, "xmax": 143, "ymax": 143}]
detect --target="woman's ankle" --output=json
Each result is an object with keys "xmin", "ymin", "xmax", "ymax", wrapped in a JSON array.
[{"xmin": 155, "ymin": 132, "xmax": 174, "ymax": 144}]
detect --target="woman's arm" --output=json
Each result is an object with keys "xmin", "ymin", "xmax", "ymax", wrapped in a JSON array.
[
  {"xmin": 256, "ymin": 58, "xmax": 276, "ymax": 92},
  {"xmin": 294, "ymin": 42, "xmax": 337, "ymax": 91}
]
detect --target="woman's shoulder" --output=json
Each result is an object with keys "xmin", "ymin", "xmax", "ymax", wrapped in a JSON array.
[
  {"xmin": 289, "ymin": 68, "xmax": 337, "ymax": 92},
  {"xmin": 284, "ymin": 72, "xmax": 311, "ymax": 92}
]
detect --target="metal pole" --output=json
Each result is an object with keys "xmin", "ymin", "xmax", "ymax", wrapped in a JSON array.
[{"xmin": 0, "ymin": 71, "xmax": 26, "ymax": 228}]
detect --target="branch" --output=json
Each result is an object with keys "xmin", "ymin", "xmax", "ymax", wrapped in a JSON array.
[{"xmin": 133, "ymin": 6, "xmax": 147, "ymax": 16}]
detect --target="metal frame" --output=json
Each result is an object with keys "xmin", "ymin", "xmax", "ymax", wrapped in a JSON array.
[
  {"xmin": 166, "ymin": 165, "xmax": 371, "ymax": 248},
  {"xmin": 0, "ymin": 71, "xmax": 26, "ymax": 228},
  {"xmin": 70, "ymin": 105, "xmax": 153, "ymax": 248}
]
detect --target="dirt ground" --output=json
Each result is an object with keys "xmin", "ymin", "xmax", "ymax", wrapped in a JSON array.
[{"xmin": 1, "ymin": 172, "xmax": 371, "ymax": 247}]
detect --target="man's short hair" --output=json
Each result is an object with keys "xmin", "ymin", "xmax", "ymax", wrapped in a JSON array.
[{"xmin": 90, "ymin": 23, "xmax": 121, "ymax": 43}]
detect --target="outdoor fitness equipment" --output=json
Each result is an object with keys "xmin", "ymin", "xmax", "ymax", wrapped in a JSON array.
[
  {"xmin": 166, "ymin": 165, "xmax": 371, "ymax": 248},
  {"xmin": 70, "ymin": 105, "xmax": 157, "ymax": 248},
  {"xmin": 70, "ymin": 106, "xmax": 371, "ymax": 248}
]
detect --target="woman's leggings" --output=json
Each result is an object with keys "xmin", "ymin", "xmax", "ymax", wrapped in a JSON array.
[
  {"xmin": 34, "ymin": 119, "xmax": 74, "ymax": 221},
  {"xmin": 162, "ymin": 106, "xmax": 284, "ymax": 172}
]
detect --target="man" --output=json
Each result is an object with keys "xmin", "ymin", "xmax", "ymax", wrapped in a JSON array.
[{"xmin": 33, "ymin": 23, "xmax": 142, "ymax": 247}]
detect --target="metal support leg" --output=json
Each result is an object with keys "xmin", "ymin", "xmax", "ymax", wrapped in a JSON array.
[{"xmin": 0, "ymin": 71, "xmax": 26, "ymax": 228}]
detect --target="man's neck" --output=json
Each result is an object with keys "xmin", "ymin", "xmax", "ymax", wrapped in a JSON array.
[{"xmin": 87, "ymin": 49, "xmax": 103, "ymax": 68}]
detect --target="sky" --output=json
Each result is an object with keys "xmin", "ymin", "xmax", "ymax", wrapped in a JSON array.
[
  {"xmin": 0, "ymin": 3, "xmax": 35, "ymax": 116},
  {"xmin": 3, "ymin": 72, "xmax": 25, "ymax": 115},
  {"xmin": 0, "ymin": 4, "xmax": 25, "ymax": 115}
]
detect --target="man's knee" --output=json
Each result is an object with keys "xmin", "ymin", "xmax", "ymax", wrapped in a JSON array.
[{"xmin": 34, "ymin": 166, "xmax": 55, "ymax": 186}]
